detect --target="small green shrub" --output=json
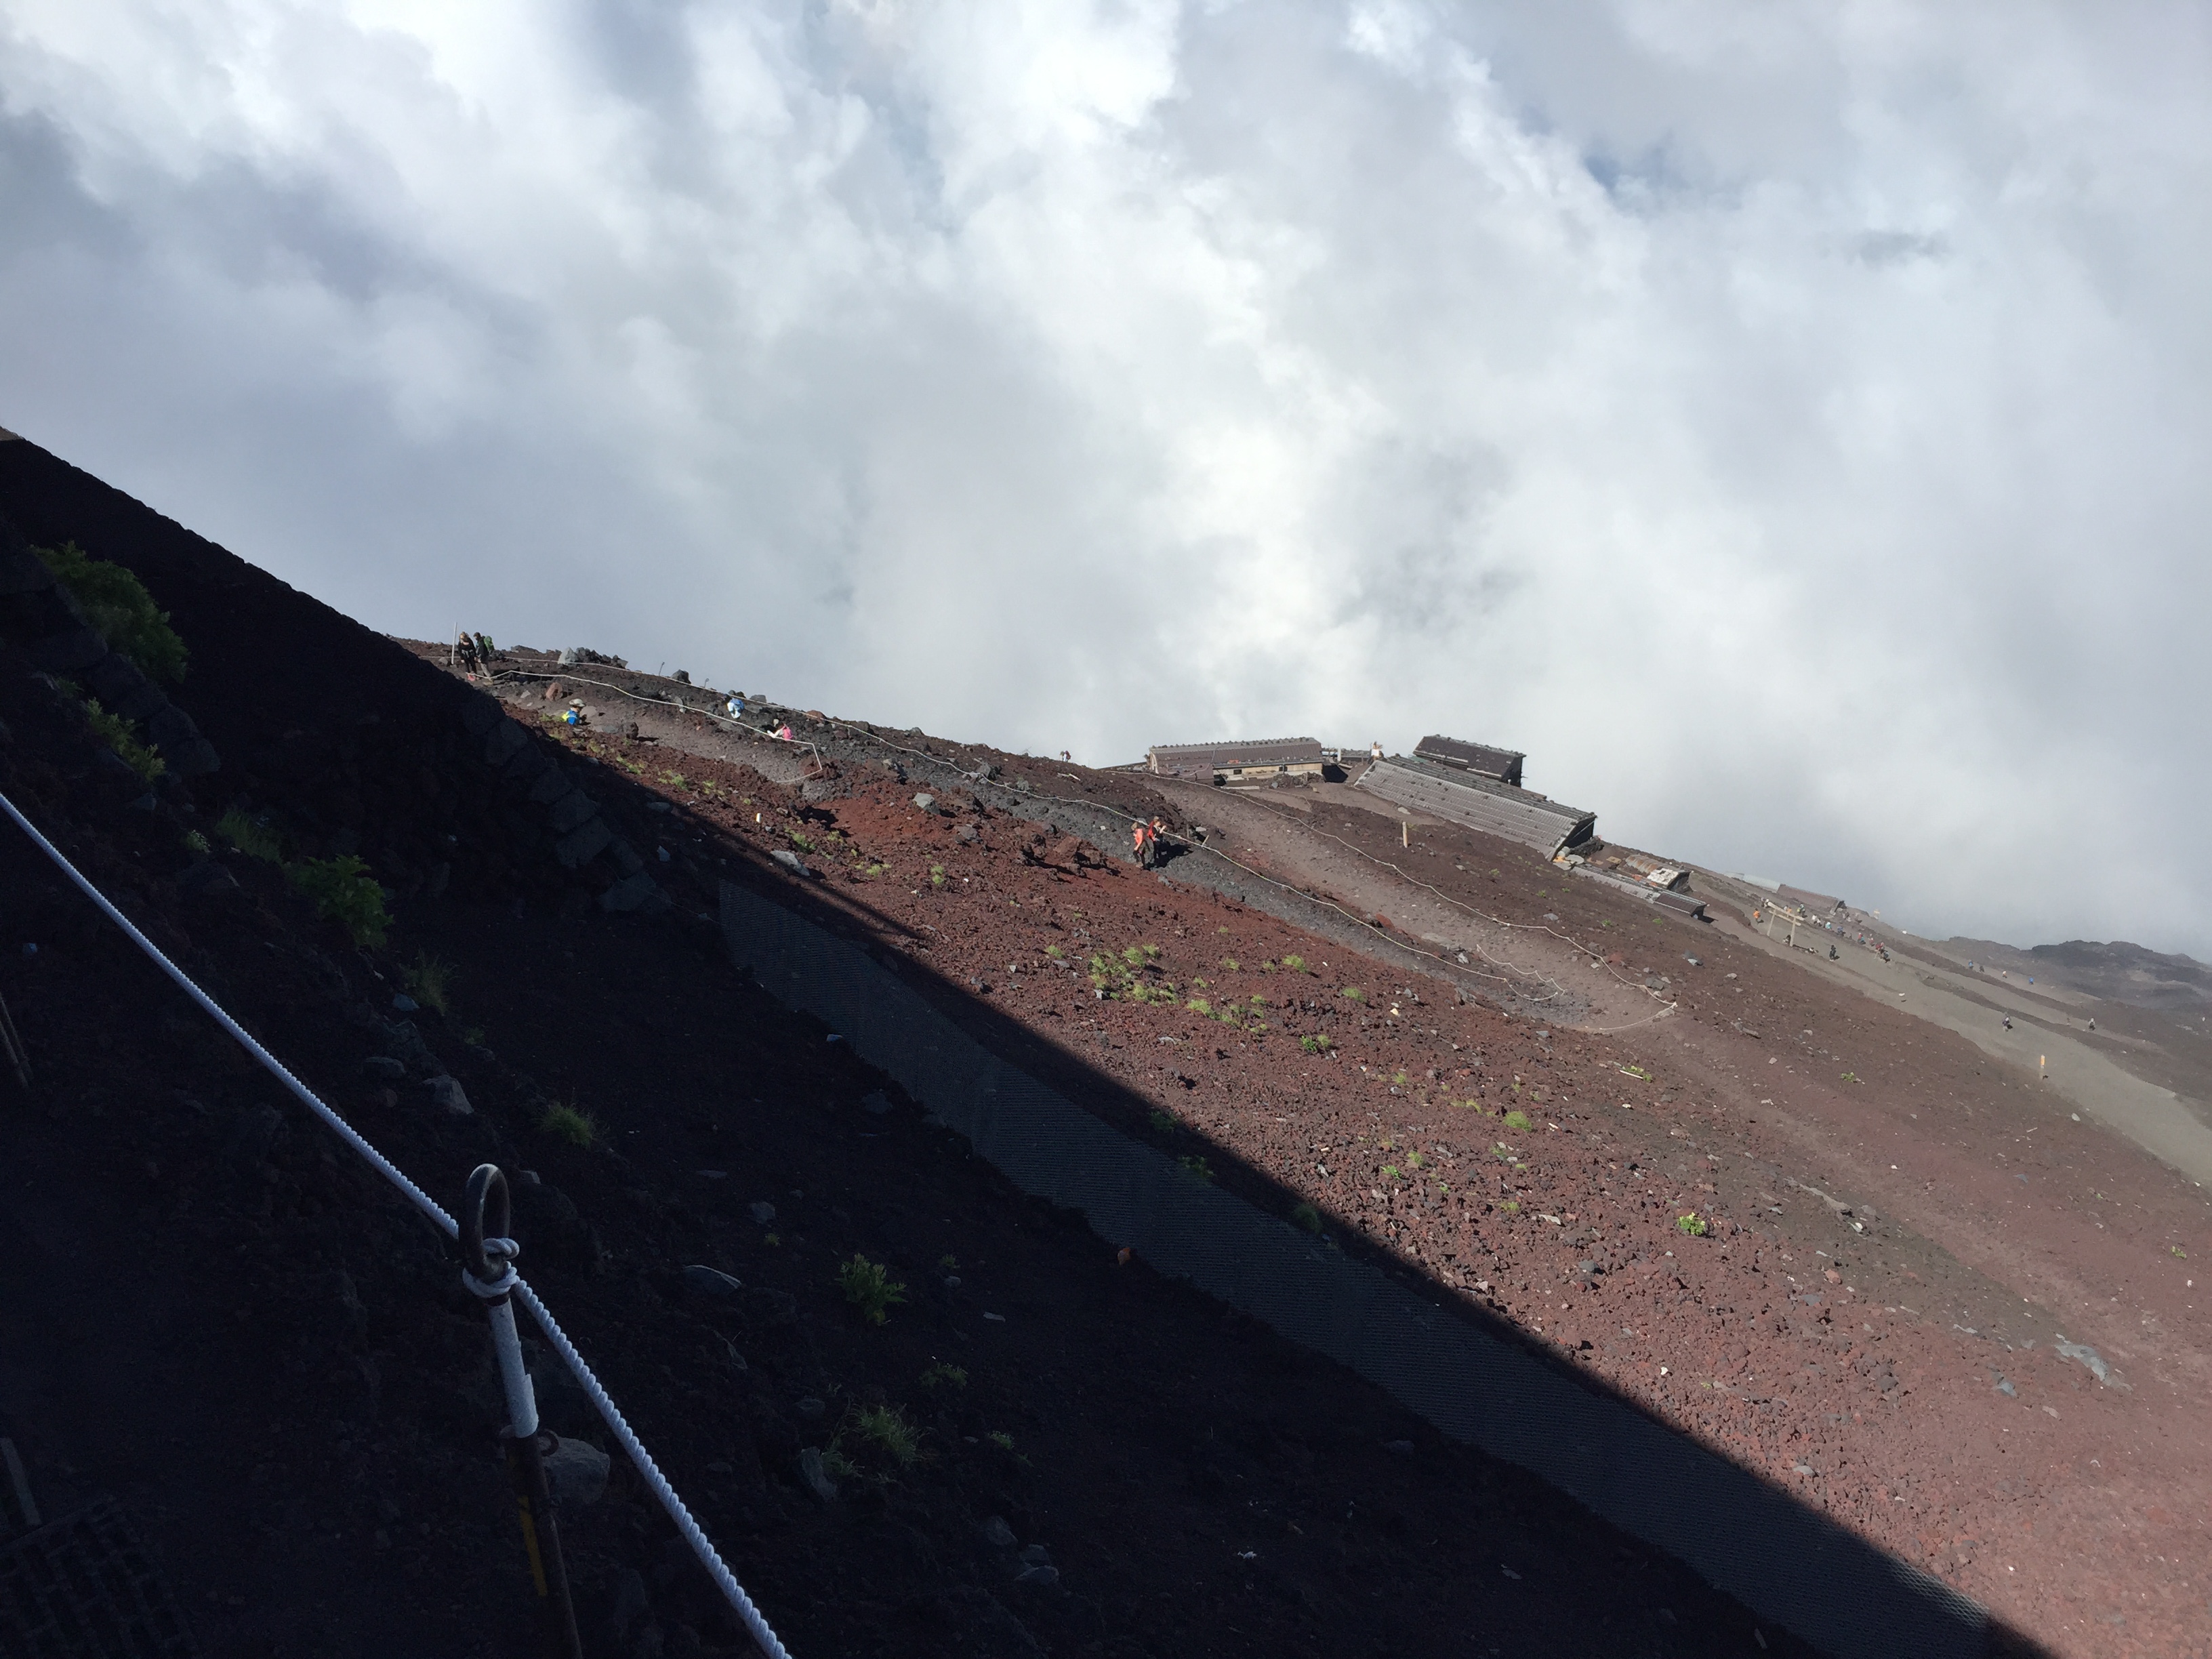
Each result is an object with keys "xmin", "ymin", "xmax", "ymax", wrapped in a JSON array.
[
  {"xmin": 1178, "ymin": 1154, "xmax": 1213, "ymax": 1183},
  {"xmin": 1044, "ymin": 945, "xmax": 1064, "ymax": 959},
  {"xmin": 1392, "ymin": 1070, "xmax": 1410, "ymax": 1086},
  {"xmin": 661, "ymin": 771, "xmax": 688, "ymax": 789},
  {"xmin": 1122, "ymin": 946, "xmax": 1145, "ymax": 966},
  {"xmin": 930, "ymin": 865, "xmax": 945, "ymax": 888},
  {"xmin": 1260, "ymin": 960, "xmax": 1277, "ymax": 972},
  {"xmin": 1186, "ymin": 997, "xmax": 1211, "ymax": 1015},
  {"xmin": 1299, "ymin": 1033, "xmax": 1333, "ymax": 1054},
  {"xmin": 286, "ymin": 855, "xmax": 389, "ymax": 946},
  {"xmin": 1501, "ymin": 1199, "xmax": 1520, "ymax": 1214},
  {"xmin": 987, "ymin": 1431, "xmax": 1015, "ymax": 1452},
  {"xmin": 838, "ymin": 1254, "xmax": 907, "ymax": 1326},
  {"xmin": 540, "ymin": 1103, "xmax": 597, "ymax": 1147},
  {"xmin": 920, "ymin": 1362, "xmax": 968, "ymax": 1391},
  {"xmin": 403, "ymin": 952, "xmax": 454, "ymax": 1016},
  {"xmin": 182, "ymin": 830, "xmax": 210, "ymax": 855},
  {"xmin": 1382, "ymin": 1164, "xmax": 1401, "ymax": 1181},
  {"xmin": 790, "ymin": 830, "xmax": 815, "ymax": 853},
  {"xmin": 1281, "ymin": 955, "xmax": 1306, "ymax": 972},
  {"xmin": 1406, "ymin": 1151, "xmax": 1423, "ymax": 1169},
  {"xmin": 1220, "ymin": 958, "xmax": 1240, "ymax": 972},
  {"xmin": 851, "ymin": 1404, "xmax": 922, "ymax": 1468},
  {"xmin": 1502, "ymin": 1109, "xmax": 1532, "ymax": 1131},
  {"xmin": 1141, "ymin": 945, "xmax": 1160, "ymax": 960},
  {"xmin": 1148, "ymin": 1108, "xmax": 1179, "ymax": 1136},
  {"xmin": 215, "ymin": 806, "xmax": 283, "ymax": 861},
  {"xmin": 1677, "ymin": 1213, "xmax": 1710, "ymax": 1237},
  {"xmin": 1290, "ymin": 1202, "xmax": 1322, "ymax": 1234},
  {"xmin": 1340, "ymin": 986, "xmax": 1366, "ymax": 1002},
  {"xmin": 37, "ymin": 541, "xmax": 188, "ymax": 682},
  {"xmin": 81, "ymin": 698, "xmax": 165, "ymax": 783}
]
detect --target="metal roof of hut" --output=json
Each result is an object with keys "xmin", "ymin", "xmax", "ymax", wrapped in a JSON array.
[
  {"xmin": 1356, "ymin": 754, "xmax": 1596, "ymax": 857},
  {"xmin": 1413, "ymin": 735, "xmax": 1525, "ymax": 787}
]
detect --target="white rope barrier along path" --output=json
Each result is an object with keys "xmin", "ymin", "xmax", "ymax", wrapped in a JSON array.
[{"xmin": 0, "ymin": 787, "xmax": 794, "ymax": 1659}]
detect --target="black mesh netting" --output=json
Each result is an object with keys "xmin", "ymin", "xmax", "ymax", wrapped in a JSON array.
[{"xmin": 0, "ymin": 1500, "xmax": 199, "ymax": 1658}]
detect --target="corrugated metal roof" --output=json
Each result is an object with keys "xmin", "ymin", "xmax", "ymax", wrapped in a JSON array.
[
  {"xmin": 1356, "ymin": 756, "xmax": 1596, "ymax": 856},
  {"xmin": 1414, "ymin": 735, "xmax": 1525, "ymax": 786},
  {"xmin": 1778, "ymin": 884, "xmax": 1844, "ymax": 914},
  {"xmin": 1148, "ymin": 737, "xmax": 1326, "ymax": 777}
]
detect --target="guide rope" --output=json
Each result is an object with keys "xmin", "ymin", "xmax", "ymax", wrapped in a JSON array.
[
  {"xmin": 478, "ymin": 667, "xmax": 1568, "ymax": 1006},
  {"xmin": 0, "ymin": 786, "xmax": 794, "ymax": 1659}
]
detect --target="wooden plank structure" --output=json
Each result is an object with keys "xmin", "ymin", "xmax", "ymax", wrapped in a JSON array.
[
  {"xmin": 1148, "ymin": 737, "xmax": 1326, "ymax": 784},
  {"xmin": 1356, "ymin": 754, "xmax": 1597, "ymax": 858},
  {"xmin": 1413, "ymin": 734, "xmax": 1525, "ymax": 787},
  {"xmin": 1573, "ymin": 863, "xmax": 1711, "ymax": 921}
]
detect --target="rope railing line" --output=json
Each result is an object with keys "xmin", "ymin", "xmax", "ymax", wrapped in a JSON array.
[
  {"xmin": 1236, "ymin": 795, "xmax": 1682, "ymax": 1021},
  {"xmin": 0, "ymin": 787, "xmax": 794, "ymax": 1659},
  {"xmin": 465, "ymin": 665, "xmax": 1557, "ymax": 1008},
  {"xmin": 470, "ymin": 667, "xmax": 1692, "ymax": 1053}
]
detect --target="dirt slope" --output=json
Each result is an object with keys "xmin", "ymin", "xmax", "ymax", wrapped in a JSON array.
[{"xmin": 447, "ymin": 653, "xmax": 2209, "ymax": 1657}]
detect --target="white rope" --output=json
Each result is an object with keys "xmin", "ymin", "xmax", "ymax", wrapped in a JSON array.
[{"xmin": 0, "ymin": 787, "xmax": 793, "ymax": 1659}]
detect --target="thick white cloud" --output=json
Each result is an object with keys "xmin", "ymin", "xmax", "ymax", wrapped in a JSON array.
[{"xmin": 3, "ymin": 0, "xmax": 2209, "ymax": 951}]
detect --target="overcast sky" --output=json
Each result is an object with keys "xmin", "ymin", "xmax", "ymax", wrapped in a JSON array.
[{"xmin": 3, "ymin": 1, "xmax": 2209, "ymax": 954}]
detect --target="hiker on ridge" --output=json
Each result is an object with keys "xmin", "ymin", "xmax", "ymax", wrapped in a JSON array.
[{"xmin": 1132, "ymin": 819, "xmax": 1157, "ymax": 869}]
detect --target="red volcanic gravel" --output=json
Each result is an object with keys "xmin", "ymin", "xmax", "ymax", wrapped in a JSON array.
[{"xmin": 564, "ymin": 722, "xmax": 2209, "ymax": 1659}]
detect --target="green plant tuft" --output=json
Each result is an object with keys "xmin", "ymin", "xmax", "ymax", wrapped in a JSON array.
[
  {"xmin": 1148, "ymin": 1108, "xmax": 1179, "ymax": 1136},
  {"xmin": 1178, "ymin": 1154, "xmax": 1213, "ymax": 1183},
  {"xmin": 1677, "ymin": 1212, "xmax": 1710, "ymax": 1237},
  {"xmin": 80, "ymin": 697, "xmax": 165, "ymax": 783},
  {"xmin": 1502, "ymin": 1109, "xmax": 1532, "ymax": 1131},
  {"xmin": 1340, "ymin": 986, "xmax": 1366, "ymax": 1002},
  {"xmin": 1281, "ymin": 955, "xmax": 1307, "ymax": 972},
  {"xmin": 850, "ymin": 1404, "xmax": 923, "ymax": 1468},
  {"xmin": 1185, "ymin": 997, "xmax": 1211, "ymax": 1015},
  {"xmin": 403, "ymin": 952, "xmax": 454, "ymax": 1016},
  {"xmin": 1299, "ymin": 1033, "xmax": 1333, "ymax": 1054},
  {"xmin": 838, "ymin": 1254, "xmax": 907, "ymax": 1326},
  {"xmin": 214, "ymin": 806, "xmax": 283, "ymax": 861},
  {"xmin": 37, "ymin": 542, "xmax": 188, "ymax": 683},
  {"xmin": 920, "ymin": 1362, "xmax": 968, "ymax": 1391},
  {"xmin": 1290, "ymin": 1202, "xmax": 1322, "ymax": 1234},
  {"xmin": 182, "ymin": 830, "xmax": 210, "ymax": 855},
  {"xmin": 539, "ymin": 1103, "xmax": 596, "ymax": 1147},
  {"xmin": 286, "ymin": 855, "xmax": 389, "ymax": 946}
]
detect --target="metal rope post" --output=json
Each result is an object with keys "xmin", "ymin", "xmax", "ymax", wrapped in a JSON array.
[{"xmin": 463, "ymin": 1164, "xmax": 583, "ymax": 1659}]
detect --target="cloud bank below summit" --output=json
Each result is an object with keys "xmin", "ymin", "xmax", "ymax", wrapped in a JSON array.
[{"xmin": 3, "ymin": 1, "xmax": 2210, "ymax": 954}]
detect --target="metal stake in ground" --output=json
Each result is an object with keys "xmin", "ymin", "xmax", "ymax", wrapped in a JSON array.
[{"xmin": 463, "ymin": 1164, "xmax": 584, "ymax": 1659}]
